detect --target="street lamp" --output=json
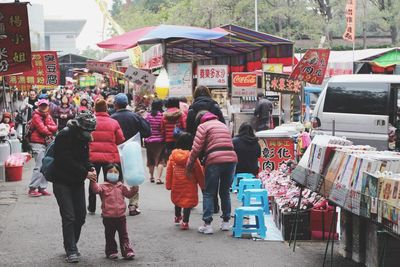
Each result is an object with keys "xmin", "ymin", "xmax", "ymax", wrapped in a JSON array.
[{"xmin": 255, "ymin": 0, "xmax": 258, "ymax": 32}]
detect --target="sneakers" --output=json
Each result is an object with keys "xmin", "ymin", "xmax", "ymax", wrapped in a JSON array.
[
  {"xmin": 28, "ymin": 189, "xmax": 42, "ymax": 197},
  {"xmin": 180, "ymin": 222, "xmax": 189, "ymax": 230},
  {"xmin": 124, "ymin": 252, "xmax": 135, "ymax": 260},
  {"xmin": 198, "ymin": 224, "xmax": 213, "ymax": 234},
  {"xmin": 65, "ymin": 254, "xmax": 79, "ymax": 263},
  {"xmin": 128, "ymin": 206, "xmax": 141, "ymax": 216},
  {"xmin": 107, "ymin": 253, "xmax": 118, "ymax": 259},
  {"xmin": 174, "ymin": 216, "xmax": 182, "ymax": 224},
  {"xmin": 220, "ymin": 221, "xmax": 231, "ymax": 231},
  {"xmin": 38, "ymin": 189, "xmax": 51, "ymax": 196}
]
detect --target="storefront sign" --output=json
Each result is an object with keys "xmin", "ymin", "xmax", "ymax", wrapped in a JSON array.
[
  {"xmin": 124, "ymin": 65, "xmax": 156, "ymax": 90},
  {"xmin": 232, "ymin": 73, "xmax": 257, "ymax": 88},
  {"xmin": 168, "ymin": 63, "xmax": 192, "ymax": 97},
  {"xmin": 79, "ymin": 76, "xmax": 96, "ymax": 87},
  {"xmin": 141, "ymin": 44, "xmax": 163, "ymax": 70},
  {"xmin": 0, "ymin": 2, "xmax": 32, "ymax": 75},
  {"xmin": 264, "ymin": 72, "xmax": 302, "ymax": 94},
  {"xmin": 290, "ymin": 49, "xmax": 330, "ymax": 85},
  {"xmin": 197, "ymin": 65, "xmax": 228, "ymax": 87},
  {"xmin": 258, "ymin": 137, "xmax": 295, "ymax": 172},
  {"xmin": 86, "ymin": 60, "xmax": 114, "ymax": 73},
  {"xmin": 7, "ymin": 51, "xmax": 60, "ymax": 90},
  {"xmin": 262, "ymin": 64, "xmax": 283, "ymax": 74}
]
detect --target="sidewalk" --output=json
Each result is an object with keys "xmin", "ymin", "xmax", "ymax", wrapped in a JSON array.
[{"xmin": 0, "ymin": 160, "xmax": 362, "ymax": 267}]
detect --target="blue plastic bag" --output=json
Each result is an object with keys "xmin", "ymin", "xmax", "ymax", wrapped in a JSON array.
[{"xmin": 118, "ymin": 133, "xmax": 145, "ymax": 186}]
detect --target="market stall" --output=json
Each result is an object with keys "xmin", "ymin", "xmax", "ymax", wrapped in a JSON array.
[
  {"xmin": 97, "ymin": 24, "xmax": 296, "ymax": 127},
  {"xmin": 291, "ymin": 135, "xmax": 400, "ymax": 266}
]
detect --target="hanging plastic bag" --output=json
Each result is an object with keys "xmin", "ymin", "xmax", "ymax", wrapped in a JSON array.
[{"xmin": 118, "ymin": 133, "xmax": 145, "ymax": 186}]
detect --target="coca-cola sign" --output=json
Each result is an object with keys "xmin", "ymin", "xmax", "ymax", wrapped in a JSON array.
[{"xmin": 232, "ymin": 73, "xmax": 257, "ymax": 88}]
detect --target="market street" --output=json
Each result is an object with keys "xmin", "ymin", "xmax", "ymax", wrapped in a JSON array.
[{"xmin": 0, "ymin": 160, "xmax": 360, "ymax": 267}]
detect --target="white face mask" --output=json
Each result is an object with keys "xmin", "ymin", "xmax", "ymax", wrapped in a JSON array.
[{"xmin": 107, "ymin": 173, "xmax": 119, "ymax": 183}]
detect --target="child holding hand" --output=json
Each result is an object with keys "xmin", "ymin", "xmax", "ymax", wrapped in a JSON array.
[
  {"xmin": 166, "ymin": 133, "xmax": 204, "ymax": 230},
  {"xmin": 90, "ymin": 164, "xmax": 137, "ymax": 260}
]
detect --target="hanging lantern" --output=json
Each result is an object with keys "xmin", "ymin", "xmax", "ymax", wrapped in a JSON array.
[{"xmin": 154, "ymin": 68, "xmax": 169, "ymax": 99}]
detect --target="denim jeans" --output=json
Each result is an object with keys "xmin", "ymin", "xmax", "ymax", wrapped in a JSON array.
[
  {"xmin": 203, "ymin": 162, "xmax": 236, "ymax": 224},
  {"xmin": 53, "ymin": 183, "xmax": 86, "ymax": 256}
]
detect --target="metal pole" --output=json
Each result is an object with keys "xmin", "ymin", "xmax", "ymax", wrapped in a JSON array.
[{"xmin": 255, "ymin": 0, "xmax": 258, "ymax": 32}]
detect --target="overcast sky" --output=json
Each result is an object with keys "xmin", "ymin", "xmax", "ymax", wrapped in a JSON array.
[{"xmin": 2, "ymin": 0, "xmax": 112, "ymax": 50}]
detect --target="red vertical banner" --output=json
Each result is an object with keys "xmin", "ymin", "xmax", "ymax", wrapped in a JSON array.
[
  {"xmin": 7, "ymin": 51, "xmax": 60, "ymax": 90},
  {"xmin": 258, "ymin": 137, "xmax": 295, "ymax": 172},
  {"xmin": 0, "ymin": 2, "xmax": 32, "ymax": 75},
  {"xmin": 343, "ymin": 0, "xmax": 356, "ymax": 42}
]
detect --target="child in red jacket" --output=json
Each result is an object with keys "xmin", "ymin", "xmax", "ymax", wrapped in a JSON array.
[
  {"xmin": 90, "ymin": 164, "xmax": 138, "ymax": 260},
  {"xmin": 166, "ymin": 133, "xmax": 204, "ymax": 230}
]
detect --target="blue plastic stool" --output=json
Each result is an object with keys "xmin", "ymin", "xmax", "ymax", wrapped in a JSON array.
[
  {"xmin": 237, "ymin": 179, "xmax": 262, "ymax": 201},
  {"xmin": 242, "ymin": 189, "xmax": 270, "ymax": 214},
  {"xmin": 231, "ymin": 173, "xmax": 255, "ymax": 192},
  {"xmin": 232, "ymin": 207, "xmax": 266, "ymax": 239}
]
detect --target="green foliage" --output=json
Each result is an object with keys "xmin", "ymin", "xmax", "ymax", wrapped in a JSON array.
[{"xmin": 109, "ymin": 0, "xmax": 400, "ymax": 48}]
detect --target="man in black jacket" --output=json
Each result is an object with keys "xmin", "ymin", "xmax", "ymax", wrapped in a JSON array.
[
  {"xmin": 52, "ymin": 110, "xmax": 97, "ymax": 263},
  {"xmin": 111, "ymin": 93, "xmax": 151, "ymax": 216}
]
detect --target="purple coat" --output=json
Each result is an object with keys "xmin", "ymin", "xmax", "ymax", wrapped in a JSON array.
[{"xmin": 145, "ymin": 112, "xmax": 164, "ymax": 143}]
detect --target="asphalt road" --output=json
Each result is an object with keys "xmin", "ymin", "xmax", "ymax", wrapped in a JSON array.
[{"xmin": 0, "ymin": 160, "xmax": 362, "ymax": 267}]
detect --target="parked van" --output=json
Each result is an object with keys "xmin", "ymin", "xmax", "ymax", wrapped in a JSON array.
[{"xmin": 312, "ymin": 74, "xmax": 400, "ymax": 150}]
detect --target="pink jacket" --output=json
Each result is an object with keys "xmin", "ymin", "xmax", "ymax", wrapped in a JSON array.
[
  {"xmin": 90, "ymin": 181, "xmax": 137, "ymax": 218},
  {"xmin": 187, "ymin": 113, "xmax": 237, "ymax": 168}
]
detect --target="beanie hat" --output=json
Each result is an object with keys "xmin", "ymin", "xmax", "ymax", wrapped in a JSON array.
[
  {"xmin": 95, "ymin": 99, "xmax": 107, "ymax": 112},
  {"xmin": 114, "ymin": 93, "xmax": 128, "ymax": 107},
  {"xmin": 76, "ymin": 110, "xmax": 97, "ymax": 132}
]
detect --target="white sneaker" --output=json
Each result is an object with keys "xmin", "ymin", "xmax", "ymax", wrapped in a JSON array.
[
  {"xmin": 198, "ymin": 224, "xmax": 214, "ymax": 234},
  {"xmin": 220, "ymin": 222, "xmax": 231, "ymax": 231}
]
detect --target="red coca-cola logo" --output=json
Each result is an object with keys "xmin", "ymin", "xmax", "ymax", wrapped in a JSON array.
[{"xmin": 232, "ymin": 73, "xmax": 257, "ymax": 88}]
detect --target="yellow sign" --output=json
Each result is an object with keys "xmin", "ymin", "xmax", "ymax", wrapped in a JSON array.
[{"xmin": 262, "ymin": 64, "xmax": 284, "ymax": 74}]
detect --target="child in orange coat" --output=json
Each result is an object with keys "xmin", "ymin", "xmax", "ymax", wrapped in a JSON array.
[{"xmin": 166, "ymin": 133, "xmax": 204, "ymax": 230}]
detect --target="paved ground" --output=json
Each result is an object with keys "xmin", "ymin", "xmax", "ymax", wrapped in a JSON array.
[{"xmin": 0, "ymin": 160, "xmax": 363, "ymax": 267}]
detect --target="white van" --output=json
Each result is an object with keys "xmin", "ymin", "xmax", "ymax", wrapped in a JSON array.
[{"xmin": 312, "ymin": 74, "xmax": 400, "ymax": 150}]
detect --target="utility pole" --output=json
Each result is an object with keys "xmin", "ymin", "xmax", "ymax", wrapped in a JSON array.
[{"xmin": 255, "ymin": 0, "xmax": 258, "ymax": 31}]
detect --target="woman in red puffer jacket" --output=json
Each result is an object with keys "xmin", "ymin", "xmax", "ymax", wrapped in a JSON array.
[
  {"xmin": 28, "ymin": 99, "xmax": 57, "ymax": 197},
  {"xmin": 88, "ymin": 99, "xmax": 125, "ymax": 214}
]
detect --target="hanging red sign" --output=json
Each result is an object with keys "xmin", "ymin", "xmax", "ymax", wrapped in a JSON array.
[
  {"xmin": 258, "ymin": 137, "xmax": 295, "ymax": 173},
  {"xmin": 0, "ymin": 2, "xmax": 32, "ymax": 76},
  {"xmin": 232, "ymin": 73, "xmax": 257, "ymax": 88},
  {"xmin": 290, "ymin": 49, "xmax": 330, "ymax": 85},
  {"xmin": 7, "ymin": 51, "xmax": 60, "ymax": 90}
]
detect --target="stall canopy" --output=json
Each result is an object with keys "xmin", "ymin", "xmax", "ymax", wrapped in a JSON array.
[
  {"xmin": 97, "ymin": 25, "xmax": 229, "ymax": 50},
  {"xmin": 371, "ymin": 49, "xmax": 400, "ymax": 68},
  {"xmin": 98, "ymin": 25, "xmax": 294, "ymax": 70}
]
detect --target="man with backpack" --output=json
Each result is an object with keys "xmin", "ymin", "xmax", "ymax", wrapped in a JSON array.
[
  {"xmin": 111, "ymin": 93, "xmax": 151, "ymax": 216},
  {"xmin": 51, "ymin": 110, "xmax": 97, "ymax": 263}
]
